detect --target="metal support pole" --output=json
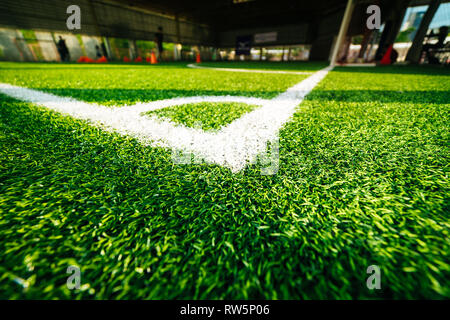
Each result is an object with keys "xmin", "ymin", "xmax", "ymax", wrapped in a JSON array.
[
  {"xmin": 406, "ymin": 0, "xmax": 442, "ymax": 63},
  {"xmin": 330, "ymin": 0, "xmax": 355, "ymax": 66}
]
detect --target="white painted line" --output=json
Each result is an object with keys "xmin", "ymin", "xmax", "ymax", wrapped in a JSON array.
[
  {"xmin": 337, "ymin": 63, "xmax": 376, "ymax": 67},
  {"xmin": 0, "ymin": 66, "xmax": 332, "ymax": 172},
  {"xmin": 187, "ymin": 63, "xmax": 313, "ymax": 75}
]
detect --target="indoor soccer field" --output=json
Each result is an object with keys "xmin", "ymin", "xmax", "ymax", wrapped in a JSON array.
[{"xmin": 0, "ymin": 61, "xmax": 449, "ymax": 299}]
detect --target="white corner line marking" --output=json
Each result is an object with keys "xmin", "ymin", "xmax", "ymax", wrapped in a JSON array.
[
  {"xmin": 0, "ymin": 66, "xmax": 333, "ymax": 172},
  {"xmin": 187, "ymin": 63, "xmax": 313, "ymax": 75}
]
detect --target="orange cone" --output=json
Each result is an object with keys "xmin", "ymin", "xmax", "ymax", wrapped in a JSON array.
[
  {"xmin": 96, "ymin": 56, "xmax": 108, "ymax": 63},
  {"xmin": 196, "ymin": 52, "xmax": 201, "ymax": 63},
  {"xmin": 150, "ymin": 52, "xmax": 158, "ymax": 64},
  {"xmin": 77, "ymin": 56, "xmax": 95, "ymax": 63},
  {"xmin": 380, "ymin": 45, "xmax": 392, "ymax": 65}
]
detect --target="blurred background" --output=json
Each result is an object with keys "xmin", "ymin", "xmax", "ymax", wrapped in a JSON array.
[{"xmin": 0, "ymin": 0, "xmax": 449, "ymax": 64}]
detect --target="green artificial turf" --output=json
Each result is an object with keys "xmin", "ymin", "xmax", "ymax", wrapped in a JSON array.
[
  {"xmin": 147, "ymin": 102, "xmax": 260, "ymax": 130},
  {"xmin": 0, "ymin": 62, "xmax": 306, "ymax": 106},
  {"xmin": 0, "ymin": 62, "xmax": 449, "ymax": 299}
]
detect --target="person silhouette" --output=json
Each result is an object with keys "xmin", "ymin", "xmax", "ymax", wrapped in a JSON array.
[
  {"xmin": 155, "ymin": 26, "xmax": 164, "ymax": 61},
  {"xmin": 57, "ymin": 36, "xmax": 70, "ymax": 62},
  {"xmin": 95, "ymin": 45, "xmax": 102, "ymax": 58}
]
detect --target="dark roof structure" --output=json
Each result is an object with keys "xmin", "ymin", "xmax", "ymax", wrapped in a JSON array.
[{"xmin": 0, "ymin": 0, "xmax": 447, "ymax": 59}]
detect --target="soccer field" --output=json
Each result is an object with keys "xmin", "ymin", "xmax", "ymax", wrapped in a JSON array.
[{"xmin": 0, "ymin": 61, "xmax": 449, "ymax": 299}]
